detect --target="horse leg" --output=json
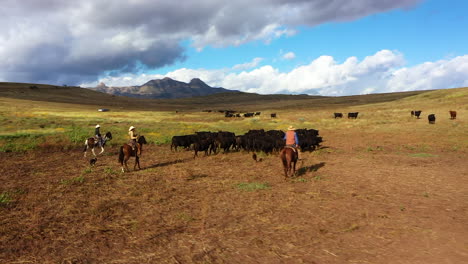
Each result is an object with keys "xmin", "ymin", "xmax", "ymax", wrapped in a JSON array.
[
  {"xmin": 98, "ymin": 145, "xmax": 104, "ymax": 155},
  {"xmin": 124, "ymin": 156, "xmax": 130, "ymax": 172},
  {"xmin": 292, "ymin": 160, "xmax": 297, "ymax": 177},
  {"xmin": 281, "ymin": 152, "xmax": 288, "ymax": 180},
  {"xmin": 135, "ymin": 156, "xmax": 141, "ymax": 170},
  {"xmin": 91, "ymin": 147, "xmax": 96, "ymax": 157},
  {"xmin": 83, "ymin": 140, "xmax": 88, "ymax": 157}
]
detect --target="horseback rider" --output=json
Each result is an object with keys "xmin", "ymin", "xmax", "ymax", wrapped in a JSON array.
[
  {"xmin": 128, "ymin": 126, "xmax": 140, "ymax": 155},
  {"xmin": 95, "ymin": 124, "xmax": 102, "ymax": 146},
  {"xmin": 284, "ymin": 125, "xmax": 301, "ymax": 160}
]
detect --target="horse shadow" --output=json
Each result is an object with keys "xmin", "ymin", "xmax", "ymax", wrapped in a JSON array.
[
  {"xmin": 296, "ymin": 162, "xmax": 326, "ymax": 177},
  {"xmin": 146, "ymin": 158, "xmax": 192, "ymax": 169}
]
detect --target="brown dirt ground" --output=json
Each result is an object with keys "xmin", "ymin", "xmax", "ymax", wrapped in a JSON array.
[{"xmin": 1, "ymin": 129, "xmax": 467, "ymax": 264}]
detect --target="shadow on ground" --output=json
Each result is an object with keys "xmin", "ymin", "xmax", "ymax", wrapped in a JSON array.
[{"xmin": 296, "ymin": 162, "xmax": 326, "ymax": 176}]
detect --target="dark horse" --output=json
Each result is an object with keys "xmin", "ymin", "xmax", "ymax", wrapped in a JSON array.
[
  {"xmin": 279, "ymin": 147, "xmax": 298, "ymax": 179},
  {"xmin": 83, "ymin": 131, "xmax": 112, "ymax": 157},
  {"xmin": 118, "ymin": 136, "xmax": 147, "ymax": 172}
]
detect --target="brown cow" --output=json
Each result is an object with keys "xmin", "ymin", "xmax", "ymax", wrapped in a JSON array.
[{"xmin": 449, "ymin": 111, "xmax": 457, "ymax": 120}]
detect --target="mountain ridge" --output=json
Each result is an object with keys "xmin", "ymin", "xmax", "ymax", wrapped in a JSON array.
[{"xmin": 90, "ymin": 77, "xmax": 240, "ymax": 99}]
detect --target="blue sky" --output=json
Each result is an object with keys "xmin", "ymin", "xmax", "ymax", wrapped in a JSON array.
[
  {"xmin": 1, "ymin": 0, "xmax": 467, "ymax": 95},
  {"xmin": 160, "ymin": 0, "xmax": 467, "ymax": 72}
]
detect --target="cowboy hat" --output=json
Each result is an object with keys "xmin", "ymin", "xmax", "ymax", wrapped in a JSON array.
[
  {"xmin": 129, "ymin": 126, "xmax": 135, "ymax": 131},
  {"xmin": 287, "ymin": 125, "xmax": 296, "ymax": 131},
  {"xmin": 95, "ymin": 124, "xmax": 100, "ymax": 128}
]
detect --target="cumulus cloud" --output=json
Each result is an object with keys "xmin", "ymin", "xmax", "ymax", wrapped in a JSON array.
[
  {"xmin": 282, "ymin": 52, "xmax": 296, "ymax": 60},
  {"xmin": 0, "ymin": 0, "xmax": 420, "ymax": 84},
  {"xmin": 84, "ymin": 50, "xmax": 468, "ymax": 96}
]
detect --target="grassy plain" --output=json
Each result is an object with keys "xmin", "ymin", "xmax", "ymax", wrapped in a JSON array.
[
  {"xmin": 0, "ymin": 86, "xmax": 467, "ymax": 152},
  {"xmin": 0, "ymin": 85, "xmax": 467, "ymax": 263}
]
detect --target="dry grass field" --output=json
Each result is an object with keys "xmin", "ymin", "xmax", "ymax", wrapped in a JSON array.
[{"xmin": 0, "ymin": 85, "xmax": 467, "ymax": 263}]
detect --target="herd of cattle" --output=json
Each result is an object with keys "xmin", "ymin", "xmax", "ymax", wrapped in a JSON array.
[
  {"xmin": 333, "ymin": 110, "xmax": 457, "ymax": 124},
  {"xmin": 203, "ymin": 109, "xmax": 278, "ymax": 118},
  {"xmin": 410, "ymin": 110, "xmax": 457, "ymax": 124},
  {"xmin": 171, "ymin": 129, "xmax": 323, "ymax": 157}
]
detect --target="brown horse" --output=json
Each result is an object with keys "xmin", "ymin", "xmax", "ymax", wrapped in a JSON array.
[
  {"xmin": 83, "ymin": 132, "xmax": 112, "ymax": 157},
  {"xmin": 279, "ymin": 147, "xmax": 298, "ymax": 179},
  {"xmin": 118, "ymin": 136, "xmax": 147, "ymax": 172}
]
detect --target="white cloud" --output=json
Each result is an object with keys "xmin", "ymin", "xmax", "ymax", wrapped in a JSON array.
[
  {"xmin": 84, "ymin": 50, "xmax": 468, "ymax": 96},
  {"xmin": 232, "ymin": 58, "xmax": 264, "ymax": 71},
  {"xmin": 283, "ymin": 52, "xmax": 296, "ymax": 60},
  {"xmin": 0, "ymin": 0, "xmax": 421, "ymax": 84}
]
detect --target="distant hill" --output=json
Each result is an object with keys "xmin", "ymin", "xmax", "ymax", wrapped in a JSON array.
[
  {"xmin": 89, "ymin": 77, "xmax": 240, "ymax": 99},
  {"xmin": 2, "ymin": 81, "xmax": 463, "ymax": 112}
]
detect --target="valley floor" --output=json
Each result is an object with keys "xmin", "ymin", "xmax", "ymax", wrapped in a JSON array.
[{"xmin": 1, "ymin": 129, "xmax": 467, "ymax": 264}]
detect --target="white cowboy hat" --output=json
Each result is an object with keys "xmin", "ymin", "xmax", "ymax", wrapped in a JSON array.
[
  {"xmin": 129, "ymin": 126, "xmax": 135, "ymax": 131},
  {"xmin": 95, "ymin": 124, "xmax": 100, "ymax": 128},
  {"xmin": 287, "ymin": 125, "xmax": 296, "ymax": 131}
]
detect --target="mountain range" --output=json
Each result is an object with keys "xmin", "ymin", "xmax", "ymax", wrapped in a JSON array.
[{"xmin": 89, "ymin": 77, "xmax": 239, "ymax": 99}]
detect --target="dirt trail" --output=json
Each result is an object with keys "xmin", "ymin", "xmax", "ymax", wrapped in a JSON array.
[{"xmin": 1, "ymin": 129, "xmax": 467, "ymax": 263}]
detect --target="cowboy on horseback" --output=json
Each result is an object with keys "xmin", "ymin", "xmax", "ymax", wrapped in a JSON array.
[
  {"xmin": 128, "ymin": 126, "xmax": 140, "ymax": 155},
  {"xmin": 95, "ymin": 124, "xmax": 103, "ymax": 147},
  {"xmin": 284, "ymin": 125, "xmax": 301, "ymax": 160}
]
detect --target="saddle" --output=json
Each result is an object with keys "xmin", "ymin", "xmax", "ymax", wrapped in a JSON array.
[{"xmin": 285, "ymin": 145, "xmax": 298, "ymax": 153}]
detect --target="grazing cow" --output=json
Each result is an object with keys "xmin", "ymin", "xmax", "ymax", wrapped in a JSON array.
[
  {"xmin": 347, "ymin": 112, "xmax": 359, "ymax": 119},
  {"xmin": 411, "ymin": 110, "xmax": 422, "ymax": 119},
  {"xmin": 428, "ymin": 114, "xmax": 436, "ymax": 124},
  {"xmin": 255, "ymin": 112, "xmax": 261, "ymax": 116},
  {"xmin": 271, "ymin": 113, "xmax": 277, "ymax": 118},
  {"xmin": 334, "ymin": 113, "xmax": 343, "ymax": 118},
  {"xmin": 449, "ymin": 111, "xmax": 457, "ymax": 120},
  {"xmin": 243, "ymin": 113, "xmax": 255, "ymax": 117},
  {"xmin": 171, "ymin": 135, "xmax": 196, "ymax": 151}
]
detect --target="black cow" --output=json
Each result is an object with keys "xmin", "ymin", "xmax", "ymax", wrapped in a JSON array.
[
  {"xmin": 348, "ymin": 112, "xmax": 359, "ymax": 119},
  {"xmin": 428, "ymin": 114, "xmax": 436, "ymax": 124},
  {"xmin": 255, "ymin": 112, "xmax": 261, "ymax": 116},
  {"xmin": 243, "ymin": 113, "xmax": 255, "ymax": 117},
  {"xmin": 171, "ymin": 135, "xmax": 196, "ymax": 151},
  {"xmin": 271, "ymin": 113, "xmax": 277, "ymax": 118},
  {"xmin": 215, "ymin": 131, "xmax": 236, "ymax": 153},
  {"xmin": 334, "ymin": 113, "xmax": 343, "ymax": 118},
  {"xmin": 193, "ymin": 138, "xmax": 212, "ymax": 157},
  {"xmin": 296, "ymin": 129, "xmax": 322, "ymax": 151},
  {"xmin": 411, "ymin": 110, "xmax": 422, "ymax": 119}
]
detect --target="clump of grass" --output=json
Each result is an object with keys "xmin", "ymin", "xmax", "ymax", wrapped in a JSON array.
[
  {"xmin": 60, "ymin": 175, "xmax": 85, "ymax": 185},
  {"xmin": 0, "ymin": 192, "xmax": 13, "ymax": 206},
  {"xmin": 293, "ymin": 178, "xmax": 308, "ymax": 183},
  {"xmin": 366, "ymin": 146, "xmax": 384, "ymax": 152},
  {"xmin": 236, "ymin": 182, "xmax": 270, "ymax": 191},
  {"xmin": 409, "ymin": 153, "xmax": 438, "ymax": 158},
  {"xmin": 176, "ymin": 212, "xmax": 195, "ymax": 222},
  {"xmin": 313, "ymin": 175, "xmax": 321, "ymax": 181},
  {"xmin": 104, "ymin": 167, "xmax": 117, "ymax": 175}
]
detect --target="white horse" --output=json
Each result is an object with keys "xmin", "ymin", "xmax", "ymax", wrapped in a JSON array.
[{"xmin": 83, "ymin": 131, "xmax": 112, "ymax": 157}]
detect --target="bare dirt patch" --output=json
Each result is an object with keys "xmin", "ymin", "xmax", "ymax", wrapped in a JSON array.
[{"xmin": 1, "ymin": 129, "xmax": 467, "ymax": 264}]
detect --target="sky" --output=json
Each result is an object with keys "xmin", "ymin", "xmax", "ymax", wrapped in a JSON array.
[{"xmin": 1, "ymin": 0, "xmax": 467, "ymax": 96}]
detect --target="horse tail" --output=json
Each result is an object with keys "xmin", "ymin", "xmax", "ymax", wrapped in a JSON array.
[{"xmin": 118, "ymin": 146, "xmax": 124, "ymax": 165}]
